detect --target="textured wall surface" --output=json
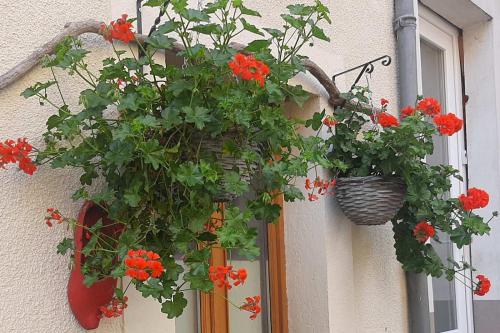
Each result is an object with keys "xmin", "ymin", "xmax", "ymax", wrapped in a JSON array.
[
  {"xmin": 0, "ymin": 1, "xmax": 123, "ymax": 332},
  {"xmin": 0, "ymin": 0, "xmax": 407, "ymax": 332}
]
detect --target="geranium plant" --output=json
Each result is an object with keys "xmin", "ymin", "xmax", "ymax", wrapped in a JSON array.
[
  {"xmin": 310, "ymin": 87, "xmax": 495, "ymax": 295},
  {"xmin": 4, "ymin": 0, "xmax": 332, "ymax": 322}
]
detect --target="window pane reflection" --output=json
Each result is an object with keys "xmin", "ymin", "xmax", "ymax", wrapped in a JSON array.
[
  {"xmin": 421, "ymin": 39, "xmax": 458, "ymax": 332},
  {"xmin": 228, "ymin": 197, "xmax": 271, "ymax": 332}
]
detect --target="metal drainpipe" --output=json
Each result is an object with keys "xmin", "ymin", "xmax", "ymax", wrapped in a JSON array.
[{"xmin": 394, "ymin": 1, "xmax": 431, "ymax": 333}]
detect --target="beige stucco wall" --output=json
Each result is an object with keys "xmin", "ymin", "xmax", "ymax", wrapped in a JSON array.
[
  {"xmin": 0, "ymin": 1, "xmax": 122, "ymax": 332},
  {"xmin": 0, "ymin": 0, "xmax": 407, "ymax": 332}
]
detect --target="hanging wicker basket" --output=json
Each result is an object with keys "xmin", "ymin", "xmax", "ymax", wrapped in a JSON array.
[
  {"xmin": 193, "ymin": 130, "xmax": 259, "ymax": 202},
  {"xmin": 335, "ymin": 176, "xmax": 406, "ymax": 225}
]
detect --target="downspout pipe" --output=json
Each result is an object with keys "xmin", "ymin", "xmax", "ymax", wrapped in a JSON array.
[{"xmin": 394, "ymin": 1, "xmax": 431, "ymax": 333}]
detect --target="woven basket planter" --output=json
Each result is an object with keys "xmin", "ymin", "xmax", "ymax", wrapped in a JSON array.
[
  {"xmin": 193, "ymin": 130, "xmax": 259, "ymax": 202},
  {"xmin": 335, "ymin": 176, "xmax": 406, "ymax": 225}
]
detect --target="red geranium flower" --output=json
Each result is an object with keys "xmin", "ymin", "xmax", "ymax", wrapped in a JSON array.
[
  {"xmin": 230, "ymin": 268, "xmax": 248, "ymax": 287},
  {"xmin": 322, "ymin": 116, "xmax": 338, "ymax": 127},
  {"xmin": 380, "ymin": 98, "xmax": 389, "ymax": 107},
  {"xmin": 413, "ymin": 221, "xmax": 435, "ymax": 243},
  {"xmin": 100, "ymin": 14, "xmax": 135, "ymax": 44},
  {"xmin": 474, "ymin": 275, "xmax": 491, "ymax": 296},
  {"xmin": 99, "ymin": 296, "xmax": 128, "ymax": 318},
  {"xmin": 417, "ymin": 97, "xmax": 441, "ymax": 116},
  {"xmin": 228, "ymin": 53, "xmax": 270, "ymax": 87},
  {"xmin": 459, "ymin": 188, "xmax": 490, "ymax": 211},
  {"xmin": 0, "ymin": 138, "xmax": 37, "ymax": 175},
  {"xmin": 308, "ymin": 193, "xmax": 319, "ymax": 202},
  {"xmin": 125, "ymin": 249, "xmax": 164, "ymax": 281},
  {"xmin": 377, "ymin": 112, "xmax": 399, "ymax": 127},
  {"xmin": 240, "ymin": 296, "xmax": 261, "ymax": 320},
  {"xmin": 401, "ymin": 106, "xmax": 415, "ymax": 118},
  {"xmin": 45, "ymin": 208, "xmax": 63, "ymax": 227},
  {"xmin": 433, "ymin": 114, "xmax": 463, "ymax": 136},
  {"xmin": 209, "ymin": 265, "xmax": 248, "ymax": 289}
]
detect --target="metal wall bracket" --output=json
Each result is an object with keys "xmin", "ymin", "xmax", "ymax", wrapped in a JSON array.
[{"xmin": 332, "ymin": 55, "xmax": 392, "ymax": 90}]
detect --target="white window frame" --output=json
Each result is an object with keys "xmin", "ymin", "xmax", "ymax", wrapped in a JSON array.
[{"xmin": 417, "ymin": 5, "xmax": 474, "ymax": 333}]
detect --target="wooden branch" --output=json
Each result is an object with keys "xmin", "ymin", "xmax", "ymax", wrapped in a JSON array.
[
  {"xmin": 0, "ymin": 20, "xmax": 345, "ymax": 107},
  {"xmin": 0, "ymin": 20, "xmax": 101, "ymax": 91}
]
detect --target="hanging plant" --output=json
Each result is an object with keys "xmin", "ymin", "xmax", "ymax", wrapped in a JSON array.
[
  {"xmin": 307, "ymin": 87, "xmax": 495, "ymax": 294},
  {"xmin": 1, "ymin": 0, "xmax": 333, "ymax": 326}
]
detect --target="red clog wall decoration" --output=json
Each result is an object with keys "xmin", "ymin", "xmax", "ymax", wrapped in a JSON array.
[{"xmin": 67, "ymin": 201, "xmax": 118, "ymax": 330}]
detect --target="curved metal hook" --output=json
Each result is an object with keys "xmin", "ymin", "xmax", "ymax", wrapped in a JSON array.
[
  {"xmin": 332, "ymin": 55, "xmax": 393, "ymax": 89},
  {"xmin": 381, "ymin": 55, "xmax": 392, "ymax": 66}
]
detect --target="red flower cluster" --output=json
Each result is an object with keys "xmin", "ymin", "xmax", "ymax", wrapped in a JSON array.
[
  {"xmin": 99, "ymin": 297, "xmax": 128, "ymax": 318},
  {"xmin": 204, "ymin": 217, "xmax": 223, "ymax": 234},
  {"xmin": 413, "ymin": 221, "xmax": 436, "ymax": 243},
  {"xmin": 45, "ymin": 208, "xmax": 63, "ymax": 227},
  {"xmin": 377, "ymin": 112, "xmax": 399, "ymax": 127},
  {"xmin": 305, "ymin": 177, "xmax": 336, "ymax": 201},
  {"xmin": 209, "ymin": 265, "xmax": 248, "ymax": 289},
  {"xmin": 100, "ymin": 14, "xmax": 135, "ymax": 44},
  {"xmin": 125, "ymin": 249, "xmax": 164, "ymax": 281},
  {"xmin": 401, "ymin": 105, "xmax": 415, "ymax": 118},
  {"xmin": 459, "ymin": 188, "xmax": 490, "ymax": 211},
  {"xmin": 228, "ymin": 53, "xmax": 270, "ymax": 87},
  {"xmin": 417, "ymin": 97, "xmax": 441, "ymax": 116},
  {"xmin": 240, "ymin": 296, "xmax": 262, "ymax": 320},
  {"xmin": 474, "ymin": 275, "xmax": 491, "ymax": 296},
  {"xmin": 0, "ymin": 138, "xmax": 37, "ymax": 175},
  {"xmin": 380, "ymin": 98, "xmax": 389, "ymax": 107},
  {"xmin": 433, "ymin": 114, "xmax": 463, "ymax": 136},
  {"xmin": 322, "ymin": 116, "xmax": 338, "ymax": 128}
]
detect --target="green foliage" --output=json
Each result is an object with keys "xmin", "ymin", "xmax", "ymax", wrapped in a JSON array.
[{"xmin": 27, "ymin": 0, "xmax": 332, "ymax": 319}]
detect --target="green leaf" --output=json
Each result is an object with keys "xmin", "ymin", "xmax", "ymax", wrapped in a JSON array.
[
  {"xmin": 145, "ymin": 34, "xmax": 176, "ymax": 49},
  {"xmin": 167, "ymin": 79, "xmax": 192, "ymax": 97},
  {"xmin": 263, "ymin": 28, "xmax": 284, "ymax": 38},
  {"xmin": 157, "ymin": 21, "xmax": 180, "ymax": 34},
  {"xmin": 305, "ymin": 110, "xmax": 325, "ymax": 130},
  {"xmin": 83, "ymin": 273, "xmax": 99, "ymax": 287},
  {"xmin": 56, "ymin": 238, "xmax": 74, "ymax": 255},
  {"xmin": 171, "ymin": 0, "xmax": 188, "ymax": 13},
  {"xmin": 82, "ymin": 232, "xmax": 98, "ymax": 256},
  {"xmin": 183, "ymin": 106, "xmax": 212, "ymax": 129},
  {"xmin": 245, "ymin": 39, "xmax": 271, "ymax": 52},
  {"xmin": 21, "ymin": 81, "xmax": 56, "ymax": 98},
  {"xmin": 176, "ymin": 162, "xmax": 203, "ymax": 186},
  {"xmin": 143, "ymin": 0, "xmax": 165, "ymax": 6},
  {"xmin": 161, "ymin": 292, "xmax": 188, "ymax": 318},
  {"xmin": 311, "ymin": 26, "xmax": 330, "ymax": 42},
  {"xmin": 161, "ymin": 107, "xmax": 183, "ymax": 130},
  {"xmin": 139, "ymin": 139, "xmax": 164, "ymax": 170},
  {"xmin": 118, "ymin": 93, "xmax": 140, "ymax": 111},
  {"xmin": 239, "ymin": 4, "xmax": 261, "ymax": 17},
  {"xmin": 91, "ymin": 189, "xmax": 115, "ymax": 203},
  {"xmin": 281, "ymin": 14, "xmax": 302, "ymax": 29},
  {"xmin": 190, "ymin": 23, "xmax": 221, "ymax": 35},
  {"xmin": 105, "ymin": 140, "xmax": 135, "ymax": 168},
  {"xmin": 223, "ymin": 171, "xmax": 248, "ymax": 195},
  {"xmin": 240, "ymin": 18, "xmax": 264, "ymax": 36},
  {"xmin": 287, "ymin": 4, "xmax": 314, "ymax": 16},
  {"xmin": 184, "ymin": 9, "xmax": 210, "ymax": 22},
  {"xmin": 286, "ymin": 84, "xmax": 310, "ymax": 106}
]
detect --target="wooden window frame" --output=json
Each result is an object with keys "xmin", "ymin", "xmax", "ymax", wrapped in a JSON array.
[{"xmin": 201, "ymin": 196, "xmax": 288, "ymax": 333}]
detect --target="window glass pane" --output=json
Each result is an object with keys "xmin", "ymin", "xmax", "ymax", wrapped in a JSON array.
[
  {"xmin": 124, "ymin": 262, "xmax": 199, "ymax": 333},
  {"xmin": 227, "ymin": 197, "xmax": 271, "ymax": 332},
  {"xmin": 421, "ymin": 39, "xmax": 458, "ymax": 333}
]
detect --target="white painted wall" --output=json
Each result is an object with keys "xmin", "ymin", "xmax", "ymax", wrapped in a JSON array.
[{"xmin": 0, "ymin": 0, "xmax": 408, "ymax": 332}]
